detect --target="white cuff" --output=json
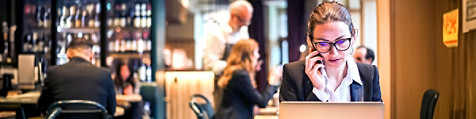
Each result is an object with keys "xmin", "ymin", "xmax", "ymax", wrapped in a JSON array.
[{"xmin": 312, "ymin": 87, "xmax": 330, "ymax": 102}]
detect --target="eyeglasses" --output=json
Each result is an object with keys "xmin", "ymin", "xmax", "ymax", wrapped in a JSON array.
[
  {"xmin": 235, "ymin": 15, "xmax": 250, "ymax": 26},
  {"xmin": 311, "ymin": 38, "xmax": 352, "ymax": 53}
]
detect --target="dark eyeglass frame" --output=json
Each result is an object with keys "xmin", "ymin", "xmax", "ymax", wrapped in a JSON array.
[
  {"xmin": 234, "ymin": 14, "xmax": 250, "ymax": 25},
  {"xmin": 310, "ymin": 37, "xmax": 352, "ymax": 53}
]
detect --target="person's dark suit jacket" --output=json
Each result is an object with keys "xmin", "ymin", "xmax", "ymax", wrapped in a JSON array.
[
  {"xmin": 279, "ymin": 60, "xmax": 382, "ymax": 102},
  {"xmin": 214, "ymin": 70, "xmax": 278, "ymax": 119},
  {"xmin": 38, "ymin": 57, "xmax": 116, "ymax": 115}
]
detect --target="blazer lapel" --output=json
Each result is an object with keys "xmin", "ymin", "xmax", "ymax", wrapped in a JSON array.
[{"xmin": 350, "ymin": 81, "xmax": 364, "ymax": 101}]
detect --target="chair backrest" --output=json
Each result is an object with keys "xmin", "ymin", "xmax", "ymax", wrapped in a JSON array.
[
  {"xmin": 189, "ymin": 94, "xmax": 214, "ymax": 119},
  {"xmin": 139, "ymin": 82, "xmax": 160, "ymax": 118},
  {"xmin": 46, "ymin": 100, "xmax": 109, "ymax": 119},
  {"xmin": 420, "ymin": 89, "xmax": 439, "ymax": 119}
]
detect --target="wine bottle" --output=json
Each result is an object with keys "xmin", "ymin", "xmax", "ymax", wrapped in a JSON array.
[
  {"xmin": 146, "ymin": 3, "xmax": 151, "ymax": 28},
  {"xmin": 134, "ymin": 3, "xmax": 141, "ymax": 28},
  {"xmin": 140, "ymin": 3, "xmax": 147, "ymax": 28},
  {"xmin": 81, "ymin": 7, "xmax": 88, "ymax": 27},
  {"xmin": 94, "ymin": 3, "xmax": 101, "ymax": 28},
  {"xmin": 44, "ymin": 8, "xmax": 51, "ymax": 28},
  {"xmin": 75, "ymin": 6, "xmax": 82, "ymax": 28}
]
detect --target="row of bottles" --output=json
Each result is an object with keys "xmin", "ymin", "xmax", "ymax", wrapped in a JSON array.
[
  {"xmin": 110, "ymin": 2, "xmax": 151, "ymax": 28},
  {"xmin": 108, "ymin": 29, "xmax": 151, "ymax": 53},
  {"xmin": 24, "ymin": 4, "xmax": 51, "ymax": 28},
  {"xmin": 22, "ymin": 32, "xmax": 51, "ymax": 54},
  {"xmin": 0, "ymin": 21, "xmax": 14, "ymax": 63},
  {"xmin": 59, "ymin": 3, "xmax": 101, "ymax": 28}
]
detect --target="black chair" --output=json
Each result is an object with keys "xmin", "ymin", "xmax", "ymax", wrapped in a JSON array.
[
  {"xmin": 420, "ymin": 89, "xmax": 439, "ymax": 119},
  {"xmin": 189, "ymin": 94, "xmax": 214, "ymax": 119},
  {"xmin": 45, "ymin": 100, "xmax": 109, "ymax": 119}
]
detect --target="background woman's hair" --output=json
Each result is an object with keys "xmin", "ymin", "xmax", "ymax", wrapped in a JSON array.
[
  {"xmin": 218, "ymin": 39, "xmax": 259, "ymax": 89},
  {"xmin": 114, "ymin": 61, "xmax": 136, "ymax": 89},
  {"xmin": 307, "ymin": 1, "xmax": 355, "ymax": 40}
]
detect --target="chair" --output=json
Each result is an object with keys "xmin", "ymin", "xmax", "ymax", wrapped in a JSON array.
[
  {"xmin": 139, "ymin": 82, "xmax": 160, "ymax": 118},
  {"xmin": 45, "ymin": 100, "xmax": 109, "ymax": 119},
  {"xmin": 189, "ymin": 94, "xmax": 214, "ymax": 119},
  {"xmin": 420, "ymin": 89, "xmax": 439, "ymax": 119}
]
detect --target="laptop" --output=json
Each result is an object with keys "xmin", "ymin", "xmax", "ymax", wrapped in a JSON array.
[{"xmin": 279, "ymin": 102, "xmax": 384, "ymax": 119}]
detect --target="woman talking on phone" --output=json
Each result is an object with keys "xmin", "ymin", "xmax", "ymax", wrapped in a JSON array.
[{"xmin": 279, "ymin": 1, "xmax": 382, "ymax": 102}]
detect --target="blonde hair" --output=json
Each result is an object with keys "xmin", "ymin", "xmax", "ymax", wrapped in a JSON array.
[{"xmin": 218, "ymin": 39, "xmax": 259, "ymax": 89}]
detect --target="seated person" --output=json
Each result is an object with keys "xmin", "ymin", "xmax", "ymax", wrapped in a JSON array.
[
  {"xmin": 214, "ymin": 39, "xmax": 280, "ymax": 119},
  {"xmin": 114, "ymin": 61, "xmax": 143, "ymax": 119},
  {"xmin": 279, "ymin": 1, "xmax": 382, "ymax": 102},
  {"xmin": 38, "ymin": 38, "xmax": 116, "ymax": 116}
]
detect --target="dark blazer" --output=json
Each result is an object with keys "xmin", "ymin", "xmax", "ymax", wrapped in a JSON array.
[
  {"xmin": 38, "ymin": 57, "xmax": 116, "ymax": 115},
  {"xmin": 279, "ymin": 60, "xmax": 382, "ymax": 102},
  {"xmin": 214, "ymin": 70, "xmax": 278, "ymax": 119}
]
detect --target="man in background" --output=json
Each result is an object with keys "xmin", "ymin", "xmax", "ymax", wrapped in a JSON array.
[
  {"xmin": 202, "ymin": 0, "xmax": 254, "ymax": 110},
  {"xmin": 353, "ymin": 46, "xmax": 375, "ymax": 64},
  {"xmin": 38, "ymin": 38, "xmax": 116, "ymax": 116}
]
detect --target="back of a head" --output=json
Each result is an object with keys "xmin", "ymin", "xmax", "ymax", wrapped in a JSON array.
[
  {"xmin": 230, "ymin": 0, "xmax": 253, "ymax": 15},
  {"xmin": 227, "ymin": 39, "xmax": 258, "ymax": 66},
  {"xmin": 67, "ymin": 38, "xmax": 94, "ymax": 59},
  {"xmin": 357, "ymin": 46, "xmax": 375, "ymax": 63}
]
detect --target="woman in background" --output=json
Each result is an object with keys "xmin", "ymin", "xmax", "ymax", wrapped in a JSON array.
[
  {"xmin": 214, "ymin": 39, "xmax": 281, "ymax": 119},
  {"xmin": 114, "ymin": 61, "xmax": 142, "ymax": 119}
]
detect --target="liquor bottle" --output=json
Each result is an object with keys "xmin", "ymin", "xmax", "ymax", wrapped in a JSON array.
[
  {"xmin": 75, "ymin": 6, "xmax": 82, "ymax": 28},
  {"xmin": 146, "ymin": 3, "xmax": 152, "ymax": 28},
  {"xmin": 113, "ymin": 3, "xmax": 120, "ymax": 27},
  {"xmin": 120, "ymin": 3, "xmax": 127, "ymax": 27},
  {"xmin": 23, "ymin": 34, "xmax": 31, "ymax": 52},
  {"xmin": 134, "ymin": 3, "xmax": 141, "ymax": 28},
  {"xmin": 94, "ymin": 3, "xmax": 101, "ymax": 28},
  {"xmin": 140, "ymin": 3, "xmax": 147, "ymax": 28},
  {"xmin": 127, "ymin": 6, "xmax": 134, "ymax": 27},
  {"xmin": 44, "ymin": 8, "xmax": 51, "ymax": 28},
  {"xmin": 88, "ymin": 3, "xmax": 95, "ymax": 28},
  {"xmin": 32, "ymin": 32, "xmax": 38, "ymax": 52},
  {"xmin": 81, "ymin": 7, "xmax": 88, "ymax": 27},
  {"xmin": 37, "ymin": 33, "xmax": 44, "ymax": 53},
  {"xmin": 60, "ymin": 7, "xmax": 67, "ymax": 28},
  {"xmin": 36, "ymin": 6, "xmax": 43, "ymax": 28},
  {"xmin": 136, "ymin": 32, "xmax": 144, "ymax": 53},
  {"xmin": 1, "ymin": 22, "xmax": 8, "ymax": 62}
]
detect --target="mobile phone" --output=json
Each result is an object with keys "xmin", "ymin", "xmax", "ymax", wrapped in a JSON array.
[{"xmin": 316, "ymin": 53, "xmax": 323, "ymax": 64}]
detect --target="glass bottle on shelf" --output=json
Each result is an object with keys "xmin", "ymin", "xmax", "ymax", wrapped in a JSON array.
[
  {"xmin": 44, "ymin": 8, "xmax": 51, "ymax": 28},
  {"xmin": 146, "ymin": 3, "xmax": 151, "ymax": 28},
  {"xmin": 140, "ymin": 3, "xmax": 147, "ymax": 28},
  {"xmin": 134, "ymin": 3, "xmax": 141, "ymax": 28},
  {"xmin": 32, "ymin": 32, "xmax": 38, "ymax": 52},
  {"xmin": 94, "ymin": 3, "xmax": 100, "ymax": 28},
  {"xmin": 87, "ymin": 3, "xmax": 95, "ymax": 28},
  {"xmin": 81, "ymin": 7, "xmax": 88, "ymax": 28},
  {"xmin": 75, "ymin": 6, "xmax": 82, "ymax": 28},
  {"xmin": 120, "ymin": 3, "xmax": 127, "ymax": 27},
  {"xmin": 36, "ymin": 6, "xmax": 43, "ymax": 28},
  {"xmin": 60, "ymin": 6, "xmax": 67, "ymax": 28},
  {"xmin": 67, "ymin": 5, "xmax": 74, "ymax": 28}
]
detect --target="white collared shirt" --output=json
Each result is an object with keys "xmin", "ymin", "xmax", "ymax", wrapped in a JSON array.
[
  {"xmin": 312, "ymin": 57, "xmax": 362, "ymax": 102},
  {"xmin": 203, "ymin": 22, "xmax": 249, "ymax": 74}
]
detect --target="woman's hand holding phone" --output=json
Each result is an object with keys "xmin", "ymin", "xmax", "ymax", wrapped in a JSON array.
[{"xmin": 305, "ymin": 51, "xmax": 327, "ymax": 91}]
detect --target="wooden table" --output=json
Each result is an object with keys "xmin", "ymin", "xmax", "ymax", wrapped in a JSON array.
[
  {"xmin": 116, "ymin": 94, "xmax": 142, "ymax": 102},
  {"xmin": 0, "ymin": 92, "xmax": 40, "ymax": 119}
]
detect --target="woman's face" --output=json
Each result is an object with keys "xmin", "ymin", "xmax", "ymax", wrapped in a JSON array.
[
  {"xmin": 120, "ymin": 65, "xmax": 130, "ymax": 80},
  {"xmin": 312, "ymin": 21, "xmax": 354, "ymax": 69}
]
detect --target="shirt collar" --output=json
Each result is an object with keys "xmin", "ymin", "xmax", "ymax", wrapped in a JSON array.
[
  {"xmin": 221, "ymin": 23, "xmax": 234, "ymax": 34},
  {"xmin": 345, "ymin": 57, "xmax": 362, "ymax": 85}
]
